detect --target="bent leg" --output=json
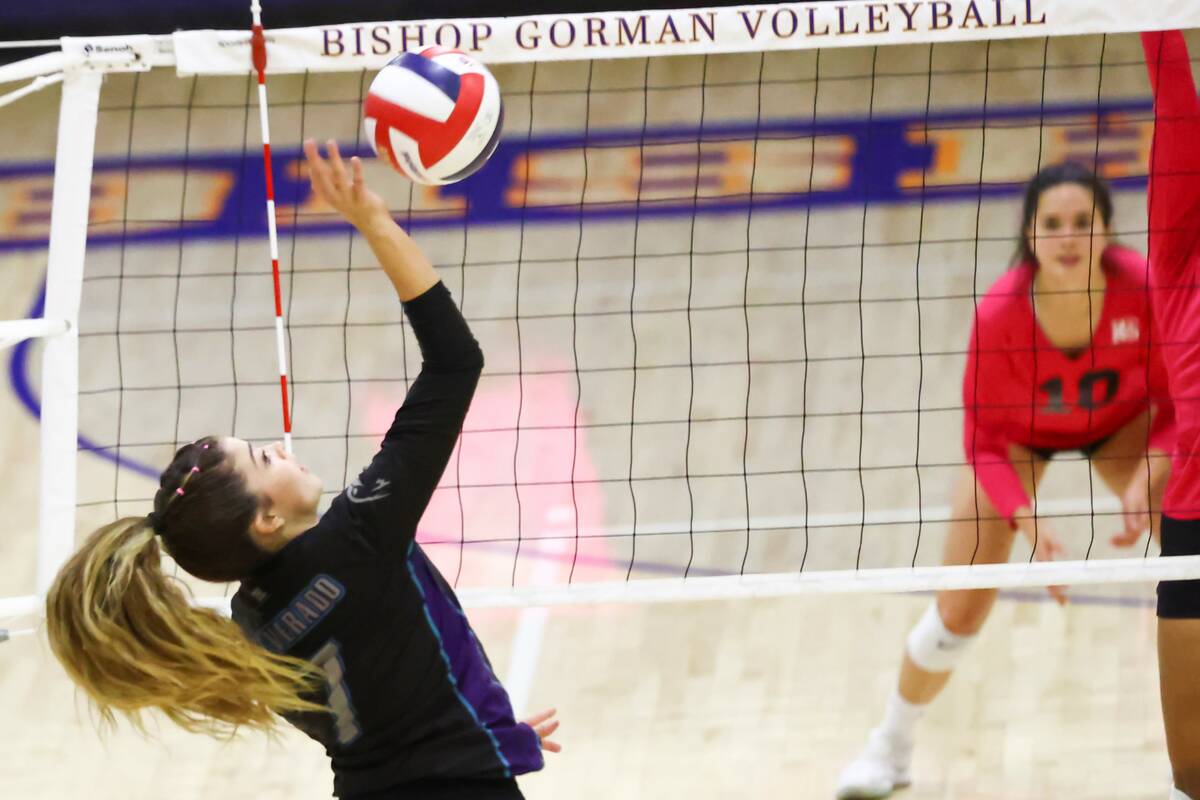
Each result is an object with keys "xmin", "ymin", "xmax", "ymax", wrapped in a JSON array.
[
  {"xmin": 899, "ymin": 451, "xmax": 1046, "ymax": 704},
  {"xmin": 837, "ymin": 453, "xmax": 1045, "ymax": 799}
]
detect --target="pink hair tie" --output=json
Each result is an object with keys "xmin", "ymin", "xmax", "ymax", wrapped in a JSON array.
[{"xmin": 173, "ymin": 467, "xmax": 201, "ymax": 499}]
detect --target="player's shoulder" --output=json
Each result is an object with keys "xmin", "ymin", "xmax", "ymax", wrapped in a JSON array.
[
  {"xmin": 974, "ymin": 262, "xmax": 1032, "ymax": 325},
  {"xmin": 1103, "ymin": 244, "xmax": 1150, "ymax": 286}
]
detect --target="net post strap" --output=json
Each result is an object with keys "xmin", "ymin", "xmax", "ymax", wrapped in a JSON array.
[
  {"xmin": 35, "ymin": 66, "xmax": 102, "ymax": 598},
  {"xmin": 0, "ymin": 319, "xmax": 69, "ymax": 351}
]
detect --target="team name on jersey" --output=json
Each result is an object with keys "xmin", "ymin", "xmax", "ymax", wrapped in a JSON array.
[
  {"xmin": 256, "ymin": 575, "xmax": 347, "ymax": 652},
  {"xmin": 1111, "ymin": 316, "xmax": 1140, "ymax": 344}
]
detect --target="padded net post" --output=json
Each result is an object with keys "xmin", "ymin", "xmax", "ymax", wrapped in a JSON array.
[{"xmin": 36, "ymin": 67, "xmax": 101, "ymax": 597}]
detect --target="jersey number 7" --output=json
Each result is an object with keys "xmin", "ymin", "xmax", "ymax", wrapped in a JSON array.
[{"xmin": 312, "ymin": 640, "xmax": 363, "ymax": 746}]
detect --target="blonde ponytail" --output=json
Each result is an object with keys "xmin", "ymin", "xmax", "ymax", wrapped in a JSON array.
[{"xmin": 46, "ymin": 517, "xmax": 323, "ymax": 736}]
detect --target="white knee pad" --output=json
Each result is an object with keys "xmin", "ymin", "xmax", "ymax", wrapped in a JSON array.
[
  {"xmin": 905, "ymin": 603, "xmax": 977, "ymax": 673},
  {"xmin": 1170, "ymin": 787, "xmax": 1195, "ymax": 800}
]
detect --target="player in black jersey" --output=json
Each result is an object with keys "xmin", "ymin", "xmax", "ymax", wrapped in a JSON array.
[{"xmin": 45, "ymin": 139, "xmax": 560, "ymax": 800}]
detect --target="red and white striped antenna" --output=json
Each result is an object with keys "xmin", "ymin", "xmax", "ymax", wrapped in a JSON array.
[{"xmin": 249, "ymin": 0, "xmax": 293, "ymax": 454}]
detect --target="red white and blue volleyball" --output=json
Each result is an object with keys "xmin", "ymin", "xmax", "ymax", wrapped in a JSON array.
[{"xmin": 363, "ymin": 47, "xmax": 503, "ymax": 186}]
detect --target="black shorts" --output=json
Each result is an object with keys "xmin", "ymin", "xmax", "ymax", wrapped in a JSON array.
[
  {"xmin": 1158, "ymin": 514, "xmax": 1200, "ymax": 619},
  {"xmin": 1029, "ymin": 433, "xmax": 1114, "ymax": 462},
  {"xmin": 346, "ymin": 777, "xmax": 524, "ymax": 800}
]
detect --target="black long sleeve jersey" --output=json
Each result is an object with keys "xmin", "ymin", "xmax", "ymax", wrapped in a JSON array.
[{"xmin": 231, "ymin": 282, "xmax": 543, "ymax": 798}]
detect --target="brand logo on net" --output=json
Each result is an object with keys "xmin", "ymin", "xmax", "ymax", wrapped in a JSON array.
[
  {"xmin": 218, "ymin": 35, "xmax": 276, "ymax": 49},
  {"xmin": 82, "ymin": 43, "xmax": 136, "ymax": 56}
]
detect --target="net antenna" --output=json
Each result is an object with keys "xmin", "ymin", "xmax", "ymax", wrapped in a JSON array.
[
  {"xmin": 250, "ymin": 0, "xmax": 294, "ymax": 454},
  {"xmin": 4, "ymin": 5, "xmax": 1200, "ymax": 631}
]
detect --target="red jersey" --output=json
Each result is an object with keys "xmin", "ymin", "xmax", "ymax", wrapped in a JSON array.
[
  {"xmin": 1143, "ymin": 30, "xmax": 1200, "ymax": 518},
  {"xmin": 964, "ymin": 248, "xmax": 1175, "ymax": 523}
]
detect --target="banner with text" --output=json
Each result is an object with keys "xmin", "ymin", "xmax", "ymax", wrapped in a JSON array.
[{"xmin": 163, "ymin": 0, "xmax": 1200, "ymax": 75}]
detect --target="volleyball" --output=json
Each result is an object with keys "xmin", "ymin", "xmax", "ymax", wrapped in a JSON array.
[{"xmin": 363, "ymin": 47, "xmax": 503, "ymax": 186}]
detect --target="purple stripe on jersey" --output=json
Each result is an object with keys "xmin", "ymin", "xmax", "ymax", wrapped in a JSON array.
[
  {"xmin": 406, "ymin": 545, "xmax": 544, "ymax": 775},
  {"xmin": 389, "ymin": 52, "xmax": 461, "ymax": 101}
]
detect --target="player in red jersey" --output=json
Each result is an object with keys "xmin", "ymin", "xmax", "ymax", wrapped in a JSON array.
[
  {"xmin": 836, "ymin": 161, "xmax": 1176, "ymax": 798},
  {"xmin": 1142, "ymin": 29, "xmax": 1200, "ymax": 800}
]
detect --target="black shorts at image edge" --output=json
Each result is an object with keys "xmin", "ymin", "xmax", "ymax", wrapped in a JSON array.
[{"xmin": 1158, "ymin": 514, "xmax": 1200, "ymax": 619}]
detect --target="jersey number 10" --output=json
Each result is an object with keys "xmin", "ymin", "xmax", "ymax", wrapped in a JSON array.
[{"xmin": 1039, "ymin": 369, "xmax": 1120, "ymax": 414}]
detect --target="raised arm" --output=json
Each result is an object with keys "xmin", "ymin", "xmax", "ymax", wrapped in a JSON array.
[
  {"xmin": 305, "ymin": 138, "xmax": 438, "ymax": 301},
  {"xmin": 306, "ymin": 140, "xmax": 483, "ymax": 551},
  {"xmin": 1142, "ymin": 31, "xmax": 1200, "ymax": 278}
]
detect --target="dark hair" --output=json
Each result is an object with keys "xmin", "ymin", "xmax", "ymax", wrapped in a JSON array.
[
  {"xmin": 1018, "ymin": 162, "xmax": 1114, "ymax": 264},
  {"xmin": 150, "ymin": 436, "xmax": 269, "ymax": 582}
]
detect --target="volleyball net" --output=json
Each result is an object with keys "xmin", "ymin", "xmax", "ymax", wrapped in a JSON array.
[{"xmin": 3, "ymin": 3, "xmax": 1200, "ymax": 630}]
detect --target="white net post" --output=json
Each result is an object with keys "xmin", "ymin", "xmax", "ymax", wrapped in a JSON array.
[{"xmin": 35, "ymin": 66, "xmax": 102, "ymax": 599}]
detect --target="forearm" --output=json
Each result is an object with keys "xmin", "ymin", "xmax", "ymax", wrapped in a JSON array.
[
  {"xmin": 970, "ymin": 455, "xmax": 1029, "ymax": 525},
  {"xmin": 1142, "ymin": 31, "xmax": 1200, "ymax": 272},
  {"xmin": 356, "ymin": 212, "xmax": 440, "ymax": 302},
  {"xmin": 402, "ymin": 281, "xmax": 484, "ymax": 372},
  {"xmin": 1148, "ymin": 402, "xmax": 1177, "ymax": 456},
  {"xmin": 1143, "ymin": 31, "xmax": 1199, "ymax": 121},
  {"xmin": 1148, "ymin": 446, "xmax": 1173, "ymax": 490}
]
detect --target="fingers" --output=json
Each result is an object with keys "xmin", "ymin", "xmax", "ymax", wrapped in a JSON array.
[
  {"xmin": 302, "ymin": 138, "xmax": 385, "ymax": 228},
  {"xmin": 1030, "ymin": 529, "xmax": 1067, "ymax": 605},
  {"xmin": 1110, "ymin": 530, "xmax": 1140, "ymax": 548},
  {"xmin": 351, "ymin": 156, "xmax": 365, "ymax": 199},
  {"xmin": 327, "ymin": 138, "xmax": 348, "ymax": 183},
  {"xmin": 1035, "ymin": 534, "xmax": 1063, "ymax": 562},
  {"xmin": 302, "ymin": 137, "xmax": 321, "ymax": 165},
  {"xmin": 536, "ymin": 720, "xmax": 561, "ymax": 753},
  {"xmin": 1113, "ymin": 520, "xmax": 1145, "ymax": 547},
  {"xmin": 521, "ymin": 709, "xmax": 561, "ymax": 752},
  {"xmin": 304, "ymin": 138, "xmax": 335, "ymax": 204},
  {"xmin": 523, "ymin": 708, "xmax": 556, "ymax": 727},
  {"xmin": 1114, "ymin": 498, "xmax": 1149, "ymax": 547}
]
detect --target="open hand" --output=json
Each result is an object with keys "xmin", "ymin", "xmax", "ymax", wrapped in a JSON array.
[
  {"xmin": 303, "ymin": 138, "xmax": 388, "ymax": 230},
  {"xmin": 1013, "ymin": 510, "xmax": 1067, "ymax": 605},
  {"xmin": 523, "ymin": 708, "xmax": 561, "ymax": 753},
  {"xmin": 1113, "ymin": 478, "xmax": 1152, "ymax": 548},
  {"xmin": 1113, "ymin": 453, "xmax": 1168, "ymax": 548}
]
